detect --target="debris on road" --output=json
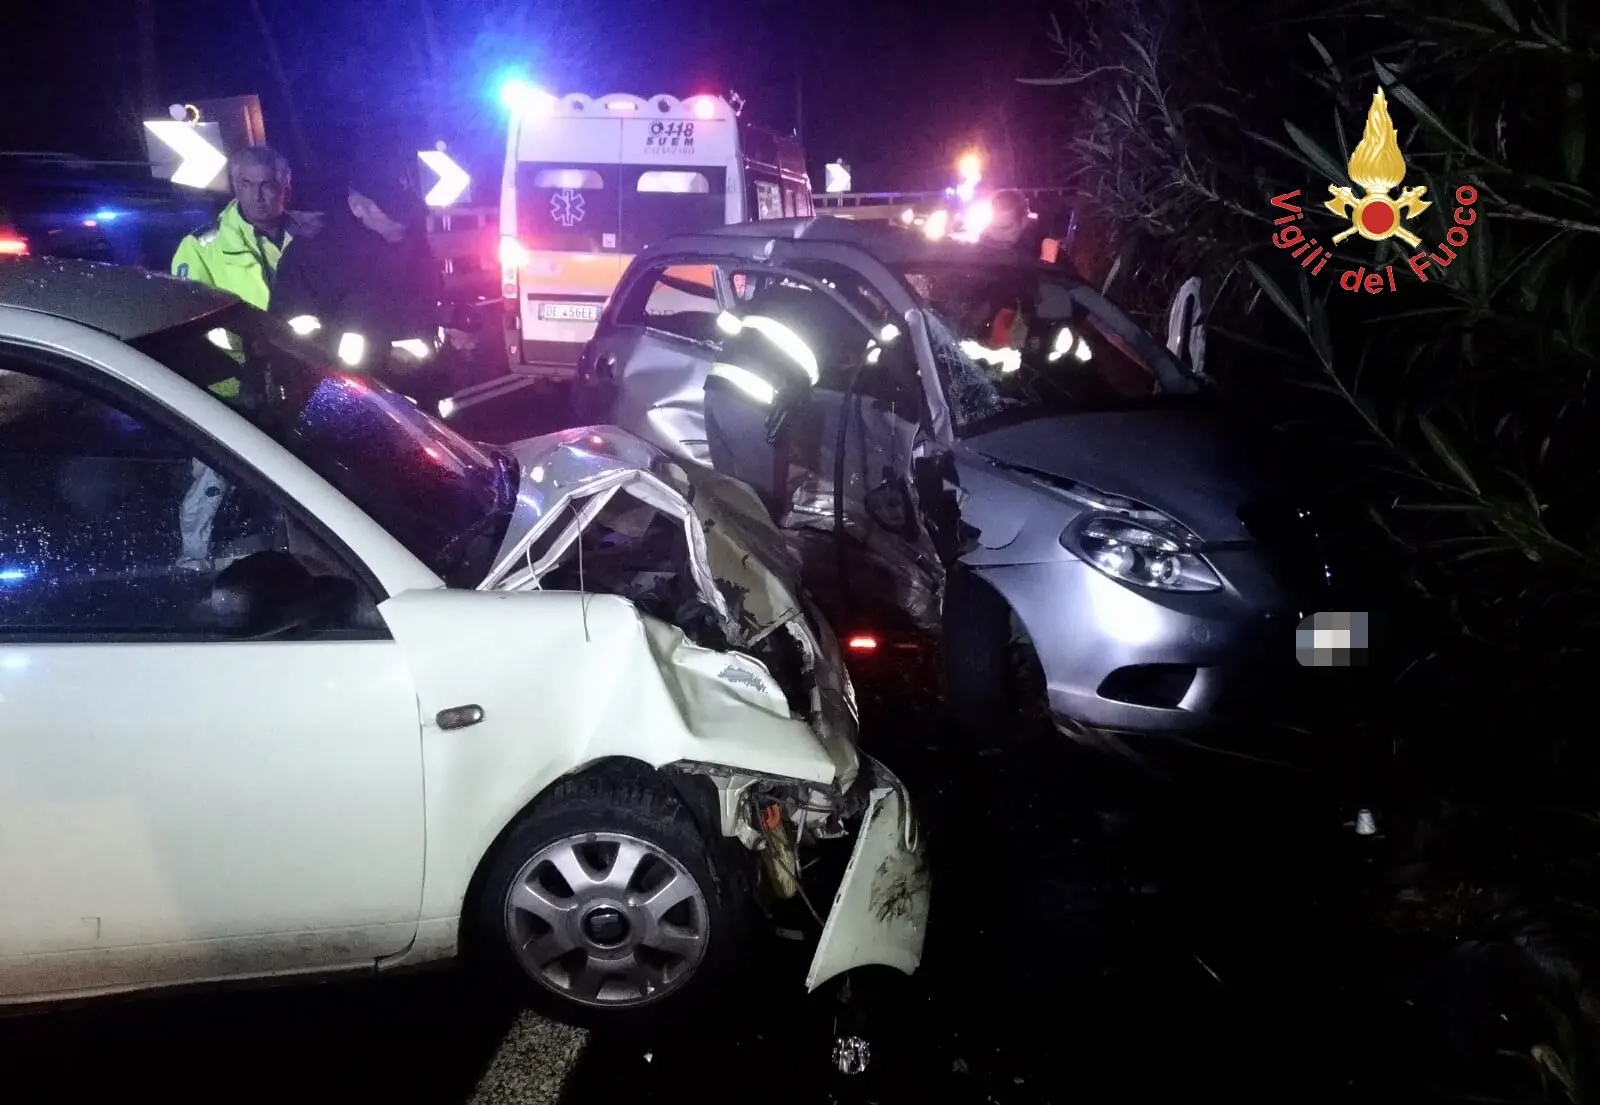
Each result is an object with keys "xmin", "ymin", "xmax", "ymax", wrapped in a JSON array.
[{"xmin": 833, "ymin": 1034, "xmax": 871, "ymax": 1074}]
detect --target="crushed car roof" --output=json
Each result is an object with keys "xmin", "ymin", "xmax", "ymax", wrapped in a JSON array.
[{"xmin": 0, "ymin": 257, "xmax": 235, "ymax": 340}]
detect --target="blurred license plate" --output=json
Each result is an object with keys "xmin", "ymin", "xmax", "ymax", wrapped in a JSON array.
[{"xmin": 539, "ymin": 302, "xmax": 601, "ymax": 322}]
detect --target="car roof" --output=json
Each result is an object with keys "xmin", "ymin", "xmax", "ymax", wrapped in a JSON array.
[
  {"xmin": 0, "ymin": 257, "xmax": 234, "ymax": 340},
  {"xmin": 648, "ymin": 215, "xmax": 1044, "ymax": 269}
]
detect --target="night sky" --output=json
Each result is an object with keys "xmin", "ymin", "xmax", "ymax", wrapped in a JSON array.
[{"xmin": 6, "ymin": 0, "xmax": 1066, "ymax": 195}]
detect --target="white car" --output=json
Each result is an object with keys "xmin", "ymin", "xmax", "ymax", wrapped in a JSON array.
[{"xmin": 0, "ymin": 258, "xmax": 929, "ymax": 1023}]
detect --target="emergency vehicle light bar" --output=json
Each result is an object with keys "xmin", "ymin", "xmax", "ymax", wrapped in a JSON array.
[{"xmin": 526, "ymin": 93, "xmax": 735, "ymax": 123}]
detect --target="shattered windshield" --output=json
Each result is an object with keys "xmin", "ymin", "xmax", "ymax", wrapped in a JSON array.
[{"xmin": 901, "ymin": 263, "xmax": 1195, "ymax": 437}]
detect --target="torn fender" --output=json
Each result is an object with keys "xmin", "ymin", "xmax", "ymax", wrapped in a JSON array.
[
  {"xmin": 377, "ymin": 588, "xmax": 843, "ymax": 923},
  {"xmin": 806, "ymin": 758, "xmax": 930, "ymax": 990}
]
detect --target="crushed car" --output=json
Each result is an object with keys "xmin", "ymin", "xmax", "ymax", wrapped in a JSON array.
[
  {"xmin": 575, "ymin": 217, "xmax": 1344, "ymax": 747},
  {"xmin": 474, "ymin": 425, "xmax": 931, "ymax": 1002},
  {"xmin": 0, "ymin": 257, "xmax": 927, "ymax": 1024}
]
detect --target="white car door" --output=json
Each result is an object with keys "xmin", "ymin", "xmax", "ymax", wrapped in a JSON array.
[{"xmin": 0, "ymin": 350, "xmax": 425, "ymax": 1001}]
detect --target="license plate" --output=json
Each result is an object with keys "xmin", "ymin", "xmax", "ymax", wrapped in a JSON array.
[{"xmin": 538, "ymin": 302, "xmax": 601, "ymax": 322}]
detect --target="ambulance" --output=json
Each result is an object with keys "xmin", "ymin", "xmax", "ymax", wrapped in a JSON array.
[{"xmin": 500, "ymin": 91, "xmax": 813, "ymax": 377}]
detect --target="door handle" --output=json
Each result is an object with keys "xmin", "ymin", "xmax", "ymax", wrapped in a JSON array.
[{"xmin": 436, "ymin": 705, "xmax": 485, "ymax": 731}]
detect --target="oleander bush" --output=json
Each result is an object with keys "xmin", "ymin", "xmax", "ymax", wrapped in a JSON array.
[{"xmin": 1030, "ymin": 0, "xmax": 1600, "ymax": 1099}]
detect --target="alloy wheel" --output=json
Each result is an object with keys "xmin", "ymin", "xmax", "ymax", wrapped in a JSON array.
[{"xmin": 503, "ymin": 831, "xmax": 710, "ymax": 1008}]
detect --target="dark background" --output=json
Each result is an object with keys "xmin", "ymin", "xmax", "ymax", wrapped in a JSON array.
[{"xmin": 5, "ymin": 0, "xmax": 1071, "ymax": 195}]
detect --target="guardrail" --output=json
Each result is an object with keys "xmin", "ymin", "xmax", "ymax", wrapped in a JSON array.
[
  {"xmin": 425, "ymin": 204, "xmax": 498, "ymax": 300},
  {"xmin": 813, "ymin": 187, "xmax": 1078, "ymax": 209}
]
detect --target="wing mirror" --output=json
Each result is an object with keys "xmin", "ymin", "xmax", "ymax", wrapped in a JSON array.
[{"xmin": 209, "ymin": 550, "xmax": 356, "ymax": 639}]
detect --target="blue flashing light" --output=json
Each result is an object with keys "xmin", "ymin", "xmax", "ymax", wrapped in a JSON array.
[
  {"xmin": 93, "ymin": 209, "xmax": 120, "ymax": 223},
  {"xmin": 498, "ymin": 76, "xmax": 534, "ymax": 112},
  {"xmin": 497, "ymin": 74, "xmax": 556, "ymax": 116},
  {"xmin": 0, "ymin": 567, "xmax": 28, "ymax": 583}
]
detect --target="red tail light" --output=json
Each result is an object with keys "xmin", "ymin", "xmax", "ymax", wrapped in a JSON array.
[
  {"xmin": 500, "ymin": 234, "xmax": 529, "ymax": 298},
  {"xmin": 0, "ymin": 228, "xmax": 29, "ymax": 257},
  {"xmin": 846, "ymin": 634, "xmax": 879, "ymax": 652}
]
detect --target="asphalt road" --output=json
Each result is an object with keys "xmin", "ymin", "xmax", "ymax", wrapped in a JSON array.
[{"xmin": 443, "ymin": 375, "xmax": 575, "ymax": 446}]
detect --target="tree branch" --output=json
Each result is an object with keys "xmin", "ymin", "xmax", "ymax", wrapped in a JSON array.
[{"xmin": 1478, "ymin": 183, "xmax": 1600, "ymax": 236}]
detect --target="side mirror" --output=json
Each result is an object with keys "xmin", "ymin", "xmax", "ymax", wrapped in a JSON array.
[{"xmin": 209, "ymin": 550, "xmax": 355, "ymax": 639}]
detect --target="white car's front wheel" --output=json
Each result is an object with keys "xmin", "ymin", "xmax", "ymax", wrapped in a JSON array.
[{"xmin": 467, "ymin": 765, "xmax": 747, "ymax": 1025}]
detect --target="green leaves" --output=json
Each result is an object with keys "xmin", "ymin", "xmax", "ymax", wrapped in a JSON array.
[
  {"xmin": 1559, "ymin": 78, "xmax": 1586, "ymax": 183},
  {"xmin": 1419, "ymin": 416, "xmax": 1483, "ymax": 497},
  {"xmin": 1306, "ymin": 32, "xmax": 1338, "ymax": 75},
  {"xmin": 1244, "ymin": 260, "xmax": 1306, "ymax": 333},
  {"xmin": 1284, "ymin": 120, "xmax": 1350, "ymax": 184},
  {"xmin": 1476, "ymin": 0, "xmax": 1521, "ymax": 31},
  {"xmin": 1374, "ymin": 60, "xmax": 1476, "ymax": 155},
  {"xmin": 1034, "ymin": 0, "xmax": 1600, "ymax": 725}
]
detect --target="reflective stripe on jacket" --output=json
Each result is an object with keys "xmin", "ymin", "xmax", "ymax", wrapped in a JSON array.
[{"xmin": 170, "ymin": 201, "xmax": 299, "ymax": 399}]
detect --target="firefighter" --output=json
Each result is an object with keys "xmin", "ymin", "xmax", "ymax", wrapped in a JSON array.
[
  {"xmin": 170, "ymin": 146, "xmax": 304, "ymax": 571},
  {"xmin": 702, "ymin": 290, "xmax": 831, "ymax": 521},
  {"xmin": 270, "ymin": 152, "xmax": 442, "ymax": 403}
]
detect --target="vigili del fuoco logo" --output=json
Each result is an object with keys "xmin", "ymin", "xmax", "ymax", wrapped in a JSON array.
[{"xmin": 1267, "ymin": 87, "xmax": 1478, "ymax": 294}]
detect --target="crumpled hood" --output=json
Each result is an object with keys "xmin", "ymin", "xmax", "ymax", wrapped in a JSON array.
[
  {"xmin": 480, "ymin": 426, "xmax": 860, "ymax": 788},
  {"xmin": 960, "ymin": 408, "xmax": 1293, "ymax": 542}
]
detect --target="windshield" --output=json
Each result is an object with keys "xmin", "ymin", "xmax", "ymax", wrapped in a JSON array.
[
  {"xmin": 132, "ymin": 306, "xmax": 516, "ymax": 587},
  {"xmin": 899, "ymin": 262, "xmax": 1196, "ymax": 437}
]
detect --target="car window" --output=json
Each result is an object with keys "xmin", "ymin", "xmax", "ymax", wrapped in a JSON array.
[
  {"xmin": 899, "ymin": 262, "xmax": 1191, "ymax": 435},
  {"xmin": 131, "ymin": 307, "xmax": 513, "ymax": 589},
  {"xmin": 616, "ymin": 264, "xmax": 723, "ymax": 344},
  {"xmin": 752, "ymin": 180, "xmax": 784, "ymax": 220},
  {"xmin": 516, "ymin": 163, "xmax": 618, "ymax": 254},
  {"xmin": 637, "ymin": 171, "xmax": 711, "ymax": 194},
  {"xmin": 0, "ymin": 356, "xmax": 383, "ymax": 639},
  {"xmin": 618, "ymin": 166, "xmax": 728, "ymax": 253}
]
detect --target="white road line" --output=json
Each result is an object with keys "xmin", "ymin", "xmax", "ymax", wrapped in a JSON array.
[
  {"xmin": 453, "ymin": 373, "xmax": 534, "ymax": 401},
  {"xmin": 448, "ymin": 375, "xmax": 541, "ymax": 412},
  {"xmin": 466, "ymin": 1012, "xmax": 588, "ymax": 1104}
]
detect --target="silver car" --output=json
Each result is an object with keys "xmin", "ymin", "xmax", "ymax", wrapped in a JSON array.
[{"xmin": 576, "ymin": 218, "xmax": 1336, "ymax": 741}]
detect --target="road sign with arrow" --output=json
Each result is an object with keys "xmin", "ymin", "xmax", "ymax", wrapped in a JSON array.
[
  {"xmin": 418, "ymin": 149, "xmax": 471, "ymax": 207},
  {"xmin": 142, "ymin": 118, "xmax": 229, "ymax": 191}
]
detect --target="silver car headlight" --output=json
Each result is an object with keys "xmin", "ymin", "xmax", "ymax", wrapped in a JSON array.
[{"xmin": 1064, "ymin": 513, "xmax": 1222, "ymax": 593}]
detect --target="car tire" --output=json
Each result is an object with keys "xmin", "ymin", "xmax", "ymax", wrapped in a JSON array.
[
  {"xmin": 943, "ymin": 569, "xmax": 1044, "ymax": 749},
  {"xmin": 464, "ymin": 762, "xmax": 749, "ymax": 1027}
]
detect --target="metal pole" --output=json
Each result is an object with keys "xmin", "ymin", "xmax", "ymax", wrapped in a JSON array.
[
  {"xmin": 247, "ymin": 0, "xmax": 314, "ymax": 167},
  {"xmin": 793, "ymin": 6, "xmax": 804, "ymax": 141},
  {"xmin": 418, "ymin": 0, "xmax": 447, "ymax": 142},
  {"xmin": 137, "ymin": 0, "xmax": 159, "ymax": 113}
]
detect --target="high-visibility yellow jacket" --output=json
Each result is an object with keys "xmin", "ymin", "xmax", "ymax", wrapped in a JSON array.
[{"xmin": 170, "ymin": 201, "xmax": 299, "ymax": 398}]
